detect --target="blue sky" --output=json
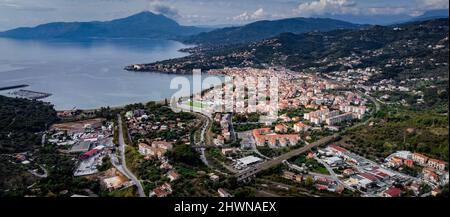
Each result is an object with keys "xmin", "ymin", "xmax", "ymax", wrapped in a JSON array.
[{"xmin": 0, "ymin": 0, "xmax": 448, "ymax": 30}]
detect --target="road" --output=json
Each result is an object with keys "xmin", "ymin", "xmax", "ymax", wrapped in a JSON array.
[
  {"xmin": 194, "ymin": 113, "xmax": 211, "ymax": 166},
  {"xmin": 117, "ymin": 115, "xmax": 146, "ymax": 197}
]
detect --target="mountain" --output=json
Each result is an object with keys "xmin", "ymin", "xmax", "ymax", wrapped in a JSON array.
[
  {"xmin": 312, "ymin": 9, "xmax": 448, "ymax": 25},
  {"xmin": 0, "ymin": 11, "xmax": 207, "ymax": 40},
  {"xmin": 133, "ymin": 19, "xmax": 448, "ymax": 82},
  {"xmin": 183, "ymin": 17, "xmax": 362, "ymax": 45}
]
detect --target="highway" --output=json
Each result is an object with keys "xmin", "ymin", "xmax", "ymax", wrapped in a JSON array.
[{"xmin": 117, "ymin": 115, "xmax": 146, "ymax": 197}]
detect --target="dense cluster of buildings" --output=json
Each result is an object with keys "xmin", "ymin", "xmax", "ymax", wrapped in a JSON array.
[{"xmin": 193, "ymin": 68, "xmax": 368, "ymax": 118}]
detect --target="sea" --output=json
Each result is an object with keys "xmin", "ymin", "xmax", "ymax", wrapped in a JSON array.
[{"xmin": 0, "ymin": 37, "xmax": 218, "ymax": 110}]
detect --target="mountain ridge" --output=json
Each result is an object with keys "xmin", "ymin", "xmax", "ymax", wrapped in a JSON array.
[
  {"xmin": 0, "ymin": 11, "xmax": 207, "ymax": 40},
  {"xmin": 130, "ymin": 18, "xmax": 449, "ymax": 83},
  {"xmin": 183, "ymin": 17, "xmax": 362, "ymax": 45}
]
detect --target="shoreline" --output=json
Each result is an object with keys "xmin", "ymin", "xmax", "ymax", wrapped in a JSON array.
[{"xmin": 55, "ymin": 80, "xmax": 221, "ymax": 113}]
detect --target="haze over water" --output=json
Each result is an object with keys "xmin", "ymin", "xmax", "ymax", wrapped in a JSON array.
[{"xmin": 0, "ymin": 38, "xmax": 211, "ymax": 110}]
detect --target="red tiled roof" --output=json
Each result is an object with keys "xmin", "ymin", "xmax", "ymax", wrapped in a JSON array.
[
  {"xmin": 413, "ymin": 153, "xmax": 429, "ymax": 159},
  {"xmin": 384, "ymin": 187, "xmax": 401, "ymax": 197}
]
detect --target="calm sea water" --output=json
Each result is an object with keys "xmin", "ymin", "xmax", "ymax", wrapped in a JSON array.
[{"xmin": 0, "ymin": 38, "xmax": 215, "ymax": 110}]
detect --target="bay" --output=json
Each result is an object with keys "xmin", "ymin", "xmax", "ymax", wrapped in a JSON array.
[{"xmin": 0, "ymin": 38, "xmax": 213, "ymax": 110}]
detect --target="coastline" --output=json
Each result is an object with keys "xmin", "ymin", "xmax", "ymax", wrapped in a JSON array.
[{"xmin": 55, "ymin": 76, "xmax": 222, "ymax": 113}]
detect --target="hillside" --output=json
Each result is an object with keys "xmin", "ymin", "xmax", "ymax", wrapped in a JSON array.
[
  {"xmin": 0, "ymin": 96, "xmax": 58, "ymax": 153},
  {"xmin": 0, "ymin": 11, "xmax": 207, "ymax": 40},
  {"xmin": 133, "ymin": 19, "xmax": 449, "ymax": 82},
  {"xmin": 183, "ymin": 17, "xmax": 361, "ymax": 45}
]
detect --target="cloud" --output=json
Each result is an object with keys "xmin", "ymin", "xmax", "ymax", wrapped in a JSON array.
[
  {"xmin": 417, "ymin": 0, "xmax": 449, "ymax": 9},
  {"xmin": 233, "ymin": 8, "xmax": 266, "ymax": 21},
  {"xmin": 150, "ymin": 4, "xmax": 181, "ymax": 19},
  {"xmin": 0, "ymin": 1, "xmax": 56, "ymax": 12},
  {"xmin": 293, "ymin": 0, "xmax": 414, "ymax": 17},
  {"xmin": 294, "ymin": 0, "xmax": 359, "ymax": 16}
]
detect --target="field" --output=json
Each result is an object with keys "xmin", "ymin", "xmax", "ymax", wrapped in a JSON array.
[{"xmin": 50, "ymin": 118, "xmax": 105, "ymax": 133}]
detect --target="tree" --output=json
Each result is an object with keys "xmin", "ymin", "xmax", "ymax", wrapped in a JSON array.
[
  {"xmin": 305, "ymin": 176, "xmax": 314, "ymax": 188},
  {"xmin": 168, "ymin": 144, "xmax": 202, "ymax": 166}
]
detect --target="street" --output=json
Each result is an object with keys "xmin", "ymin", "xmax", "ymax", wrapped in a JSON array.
[{"xmin": 117, "ymin": 114, "xmax": 146, "ymax": 197}]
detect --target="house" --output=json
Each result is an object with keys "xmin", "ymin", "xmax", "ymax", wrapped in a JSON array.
[
  {"xmin": 139, "ymin": 142, "xmax": 167, "ymax": 158},
  {"xmin": 412, "ymin": 153, "xmax": 429, "ymax": 165},
  {"xmin": 383, "ymin": 187, "xmax": 402, "ymax": 197},
  {"xmin": 218, "ymin": 188, "xmax": 232, "ymax": 197},
  {"xmin": 282, "ymin": 171, "xmax": 302, "ymax": 183},
  {"xmin": 387, "ymin": 157, "xmax": 403, "ymax": 168},
  {"xmin": 427, "ymin": 159, "xmax": 446, "ymax": 171},
  {"xmin": 167, "ymin": 170, "xmax": 181, "ymax": 182},
  {"xmin": 149, "ymin": 183, "xmax": 172, "ymax": 197},
  {"xmin": 253, "ymin": 128, "xmax": 299, "ymax": 148},
  {"xmin": 221, "ymin": 147, "xmax": 239, "ymax": 156},
  {"xmin": 138, "ymin": 143, "xmax": 152, "ymax": 156},
  {"xmin": 275, "ymin": 124, "xmax": 288, "ymax": 133},
  {"xmin": 279, "ymin": 114, "xmax": 291, "ymax": 122},
  {"xmin": 293, "ymin": 122, "xmax": 310, "ymax": 132},
  {"xmin": 422, "ymin": 167, "xmax": 440, "ymax": 183},
  {"xmin": 160, "ymin": 161, "xmax": 173, "ymax": 170}
]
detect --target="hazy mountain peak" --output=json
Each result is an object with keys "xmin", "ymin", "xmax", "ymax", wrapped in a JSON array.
[{"xmin": 0, "ymin": 11, "xmax": 205, "ymax": 39}]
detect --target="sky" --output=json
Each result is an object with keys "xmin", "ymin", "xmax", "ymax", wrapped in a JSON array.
[{"xmin": 0, "ymin": 0, "xmax": 448, "ymax": 31}]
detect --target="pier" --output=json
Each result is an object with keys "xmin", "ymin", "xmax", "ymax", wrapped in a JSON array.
[
  {"xmin": 8, "ymin": 89, "xmax": 52, "ymax": 100},
  {"xmin": 0, "ymin": 84, "xmax": 29, "ymax": 91}
]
